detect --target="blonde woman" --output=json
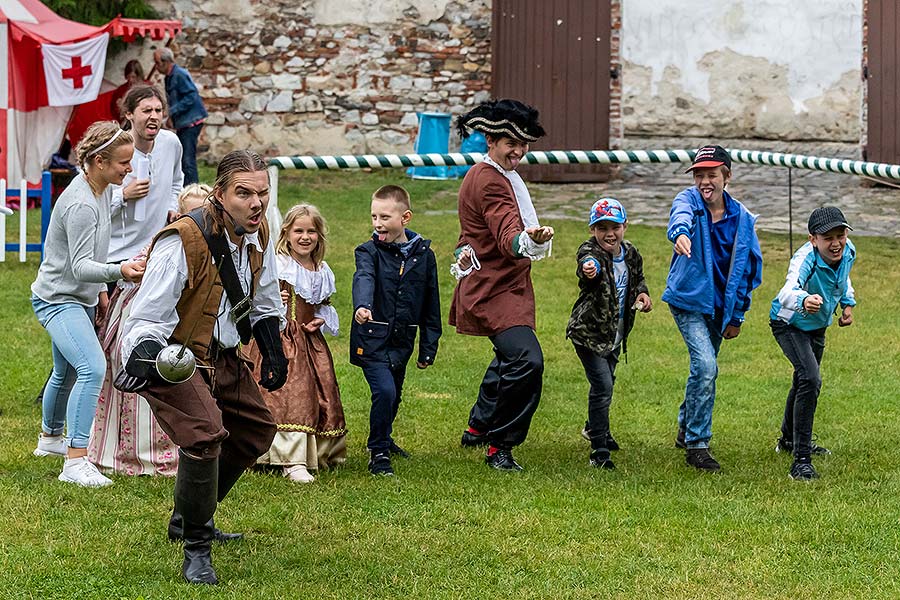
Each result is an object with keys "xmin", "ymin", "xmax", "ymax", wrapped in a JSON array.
[{"xmin": 31, "ymin": 121, "xmax": 144, "ymax": 487}]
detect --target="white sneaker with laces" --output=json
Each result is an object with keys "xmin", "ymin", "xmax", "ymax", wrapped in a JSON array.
[
  {"xmin": 58, "ymin": 457, "xmax": 113, "ymax": 487},
  {"xmin": 283, "ymin": 464, "xmax": 315, "ymax": 483},
  {"xmin": 33, "ymin": 434, "xmax": 67, "ymax": 457}
]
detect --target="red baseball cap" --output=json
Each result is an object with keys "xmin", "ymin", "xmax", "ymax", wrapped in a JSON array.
[{"xmin": 685, "ymin": 145, "xmax": 732, "ymax": 172}]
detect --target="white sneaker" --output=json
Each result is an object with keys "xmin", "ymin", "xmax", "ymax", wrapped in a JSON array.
[
  {"xmin": 33, "ymin": 434, "xmax": 67, "ymax": 457},
  {"xmin": 58, "ymin": 457, "xmax": 113, "ymax": 487},
  {"xmin": 283, "ymin": 464, "xmax": 315, "ymax": 483}
]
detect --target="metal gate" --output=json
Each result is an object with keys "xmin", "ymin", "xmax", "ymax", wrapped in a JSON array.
[{"xmin": 492, "ymin": 0, "xmax": 612, "ymax": 182}]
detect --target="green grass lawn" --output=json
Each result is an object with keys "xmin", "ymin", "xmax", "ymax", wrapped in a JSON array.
[{"xmin": 1, "ymin": 169, "xmax": 899, "ymax": 599}]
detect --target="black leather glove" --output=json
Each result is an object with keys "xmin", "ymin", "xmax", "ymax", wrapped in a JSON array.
[
  {"xmin": 114, "ymin": 338, "xmax": 164, "ymax": 393},
  {"xmin": 252, "ymin": 317, "xmax": 287, "ymax": 391}
]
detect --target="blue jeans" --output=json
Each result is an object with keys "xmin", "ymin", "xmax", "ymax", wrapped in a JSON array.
[
  {"xmin": 32, "ymin": 296, "xmax": 105, "ymax": 449},
  {"xmin": 176, "ymin": 122, "xmax": 203, "ymax": 185},
  {"xmin": 670, "ymin": 306, "xmax": 723, "ymax": 449},
  {"xmin": 362, "ymin": 362, "xmax": 407, "ymax": 454}
]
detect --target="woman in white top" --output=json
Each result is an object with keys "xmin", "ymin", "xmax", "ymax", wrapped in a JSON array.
[{"xmin": 30, "ymin": 121, "xmax": 145, "ymax": 487}]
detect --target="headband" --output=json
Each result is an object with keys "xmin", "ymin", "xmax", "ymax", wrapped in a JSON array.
[{"xmin": 86, "ymin": 129, "xmax": 125, "ymax": 159}]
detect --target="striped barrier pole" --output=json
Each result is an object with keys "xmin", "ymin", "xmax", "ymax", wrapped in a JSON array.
[{"xmin": 268, "ymin": 148, "xmax": 900, "ymax": 180}]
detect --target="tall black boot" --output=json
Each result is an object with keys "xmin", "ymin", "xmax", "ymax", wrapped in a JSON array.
[
  {"xmin": 167, "ymin": 512, "xmax": 244, "ymax": 544},
  {"xmin": 174, "ymin": 450, "xmax": 219, "ymax": 585}
]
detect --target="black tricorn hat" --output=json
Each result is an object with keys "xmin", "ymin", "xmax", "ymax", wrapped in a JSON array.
[{"xmin": 456, "ymin": 99, "xmax": 546, "ymax": 143}]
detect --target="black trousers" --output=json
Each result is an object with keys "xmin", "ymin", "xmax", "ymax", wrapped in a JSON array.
[
  {"xmin": 770, "ymin": 320, "xmax": 826, "ymax": 459},
  {"xmin": 573, "ymin": 343, "xmax": 619, "ymax": 451},
  {"xmin": 362, "ymin": 362, "xmax": 407, "ymax": 454},
  {"xmin": 468, "ymin": 326, "xmax": 543, "ymax": 449}
]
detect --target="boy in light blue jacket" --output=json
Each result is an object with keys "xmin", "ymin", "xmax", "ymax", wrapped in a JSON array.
[
  {"xmin": 663, "ymin": 145, "xmax": 763, "ymax": 473},
  {"xmin": 769, "ymin": 206, "xmax": 856, "ymax": 481}
]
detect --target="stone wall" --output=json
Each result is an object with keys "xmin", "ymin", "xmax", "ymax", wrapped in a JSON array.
[{"xmin": 146, "ymin": 0, "xmax": 493, "ymax": 160}]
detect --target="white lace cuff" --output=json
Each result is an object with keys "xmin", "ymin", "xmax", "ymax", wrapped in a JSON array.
[
  {"xmin": 518, "ymin": 234, "xmax": 552, "ymax": 261},
  {"xmin": 450, "ymin": 245, "xmax": 482, "ymax": 280}
]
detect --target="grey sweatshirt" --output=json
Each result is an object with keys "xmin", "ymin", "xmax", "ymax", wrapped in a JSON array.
[{"xmin": 31, "ymin": 174, "xmax": 122, "ymax": 307}]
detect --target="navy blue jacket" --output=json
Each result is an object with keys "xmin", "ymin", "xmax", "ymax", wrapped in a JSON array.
[
  {"xmin": 350, "ymin": 230, "xmax": 442, "ymax": 368},
  {"xmin": 165, "ymin": 64, "xmax": 208, "ymax": 130}
]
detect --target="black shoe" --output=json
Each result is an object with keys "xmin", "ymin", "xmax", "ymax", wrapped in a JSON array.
[
  {"xmin": 389, "ymin": 442, "xmax": 410, "ymax": 459},
  {"xmin": 789, "ymin": 460, "xmax": 820, "ymax": 481},
  {"xmin": 168, "ymin": 512, "xmax": 244, "ymax": 544},
  {"xmin": 589, "ymin": 449, "xmax": 616, "ymax": 470},
  {"xmin": 685, "ymin": 448, "xmax": 721, "ymax": 472},
  {"xmin": 368, "ymin": 452, "xmax": 394, "ymax": 476},
  {"xmin": 775, "ymin": 436, "xmax": 831, "ymax": 456},
  {"xmin": 675, "ymin": 428, "xmax": 686, "ymax": 449},
  {"xmin": 182, "ymin": 524, "xmax": 218, "ymax": 585},
  {"xmin": 461, "ymin": 429, "xmax": 489, "ymax": 447},
  {"xmin": 485, "ymin": 448, "xmax": 523, "ymax": 472},
  {"xmin": 606, "ymin": 434, "xmax": 620, "ymax": 452}
]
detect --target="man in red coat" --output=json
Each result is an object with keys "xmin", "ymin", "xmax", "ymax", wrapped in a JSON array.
[{"xmin": 449, "ymin": 99, "xmax": 553, "ymax": 471}]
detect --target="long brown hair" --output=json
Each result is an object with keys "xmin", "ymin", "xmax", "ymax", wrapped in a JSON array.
[
  {"xmin": 276, "ymin": 204, "xmax": 327, "ymax": 267},
  {"xmin": 203, "ymin": 149, "xmax": 268, "ymax": 235}
]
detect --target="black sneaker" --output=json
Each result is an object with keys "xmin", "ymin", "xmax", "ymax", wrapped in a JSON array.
[
  {"xmin": 389, "ymin": 442, "xmax": 410, "ymax": 458},
  {"xmin": 589, "ymin": 449, "xmax": 616, "ymax": 470},
  {"xmin": 789, "ymin": 460, "xmax": 819, "ymax": 481},
  {"xmin": 775, "ymin": 436, "xmax": 831, "ymax": 456},
  {"xmin": 675, "ymin": 427, "xmax": 686, "ymax": 449},
  {"xmin": 485, "ymin": 448, "xmax": 523, "ymax": 472},
  {"xmin": 368, "ymin": 452, "xmax": 394, "ymax": 476},
  {"xmin": 581, "ymin": 424, "xmax": 620, "ymax": 451},
  {"xmin": 685, "ymin": 448, "xmax": 721, "ymax": 472},
  {"xmin": 461, "ymin": 429, "xmax": 489, "ymax": 447}
]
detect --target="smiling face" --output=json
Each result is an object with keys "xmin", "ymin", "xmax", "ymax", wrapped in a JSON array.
[
  {"xmin": 487, "ymin": 135, "xmax": 529, "ymax": 171},
  {"xmin": 590, "ymin": 220, "xmax": 627, "ymax": 256},
  {"xmin": 215, "ymin": 170, "xmax": 269, "ymax": 237},
  {"xmin": 126, "ymin": 96, "xmax": 164, "ymax": 148},
  {"xmin": 97, "ymin": 143, "xmax": 135, "ymax": 186},
  {"xmin": 809, "ymin": 226, "xmax": 848, "ymax": 266},
  {"xmin": 287, "ymin": 214, "xmax": 319, "ymax": 265},
  {"xmin": 692, "ymin": 166, "xmax": 730, "ymax": 205},
  {"xmin": 371, "ymin": 197, "xmax": 410, "ymax": 244}
]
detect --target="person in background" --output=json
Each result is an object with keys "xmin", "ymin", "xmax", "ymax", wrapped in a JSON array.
[
  {"xmin": 153, "ymin": 47, "xmax": 207, "ymax": 185},
  {"xmin": 110, "ymin": 59, "xmax": 148, "ymax": 125}
]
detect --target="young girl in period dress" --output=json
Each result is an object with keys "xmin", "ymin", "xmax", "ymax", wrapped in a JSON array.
[
  {"xmin": 88, "ymin": 184, "xmax": 211, "ymax": 476},
  {"xmin": 249, "ymin": 204, "xmax": 347, "ymax": 483}
]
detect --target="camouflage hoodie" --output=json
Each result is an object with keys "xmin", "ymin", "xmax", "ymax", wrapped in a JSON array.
[{"xmin": 566, "ymin": 238, "xmax": 649, "ymax": 356}]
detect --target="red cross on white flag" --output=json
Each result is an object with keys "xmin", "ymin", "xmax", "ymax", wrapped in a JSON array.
[{"xmin": 41, "ymin": 33, "xmax": 110, "ymax": 107}]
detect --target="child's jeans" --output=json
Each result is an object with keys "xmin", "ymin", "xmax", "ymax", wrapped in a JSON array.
[
  {"xmin": 573, "ymin": 343, "xmax": 619, "ymax": 451},
  {"xmin": 31, "ymin": 295, "xmax": 104, "ymax": 449},
  {"xmin": 770, "ymin": 319, "xmax": 826, "ymax": 459},
  {"xmin": 670, "ymin": 306, "xmax": 723, "ymax": 449},
  {"xmin": 362, "ymin": 362, "xmax": 407, "ymax": 454}
]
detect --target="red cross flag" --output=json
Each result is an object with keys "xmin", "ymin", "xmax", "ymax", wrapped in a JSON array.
[{"xmin": 41, "ymin": 33, "xmax": 110, "ymax": 107}]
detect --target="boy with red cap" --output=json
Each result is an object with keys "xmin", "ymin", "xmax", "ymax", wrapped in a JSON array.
[{"xmin": 663, "ymin": 145, "xmax": 763, "ymax": 473}]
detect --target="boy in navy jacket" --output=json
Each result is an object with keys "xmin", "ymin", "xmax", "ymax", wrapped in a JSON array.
[
  {"xmin": 663, "ymin": 145, "xmax": 763, "ymax": 473},
  {"xmin": 769, "ymin": 206, "xmax": 856, "ymax": 481},
  {"xmin": 351, "ymin": 185, "xmax": 442, "ymax": 476}
]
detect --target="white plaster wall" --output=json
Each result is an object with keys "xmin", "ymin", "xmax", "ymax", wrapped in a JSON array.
[{"xmin": 622, "ymin": 0, "xmax": 863, "ymax": 140}]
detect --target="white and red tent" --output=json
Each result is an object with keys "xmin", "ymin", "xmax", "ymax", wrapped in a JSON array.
[{"xmin": 0, "ymin": 0, "xmax": 180, "ymax": 184}]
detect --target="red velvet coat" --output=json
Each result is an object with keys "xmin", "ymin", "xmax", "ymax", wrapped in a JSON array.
[{"xmin": 449, "ymin": 162, "xmax": 535, "ymax": 336}]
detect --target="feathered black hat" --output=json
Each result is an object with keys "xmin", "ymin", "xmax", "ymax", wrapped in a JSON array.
[{"xmin": 456, "ymin": 99, "xmax": 546, "ymax": 143}]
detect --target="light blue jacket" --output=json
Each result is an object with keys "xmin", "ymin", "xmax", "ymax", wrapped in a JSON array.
[
  {"xmin": 662, "ymin": 187, "xmax": 763, "ymax": 332},
  {"xmin": 769, "ymin": 239, "xmax": 856, "ymax": 330}
]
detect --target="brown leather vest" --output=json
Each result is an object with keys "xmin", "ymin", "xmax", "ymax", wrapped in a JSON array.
[{"xmin": 148, "ymin": 215, "xmax": 270, "ymax": 361}]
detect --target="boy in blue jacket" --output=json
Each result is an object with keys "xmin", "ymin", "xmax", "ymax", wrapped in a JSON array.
[
  {"xmin": 770, "ymin": 206, "xmax": 855, "ymax": 481},
  {"xmin": 351, "ymin": 185, "xmax": 442, "ymax": 476},
  {"xmin": 663, "ymin": 145, "xmax": 763, "ymax": 472}
]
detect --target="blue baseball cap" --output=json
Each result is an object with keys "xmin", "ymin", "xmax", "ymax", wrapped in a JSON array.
[{"xmin": 589, "ymin": 198, "xmax": 627, "ymax": 226}]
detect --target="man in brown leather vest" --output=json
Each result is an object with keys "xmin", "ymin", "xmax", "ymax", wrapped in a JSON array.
[{"xmin": 119, "ymin": 150, "xmax": 287, "ymax": 585}]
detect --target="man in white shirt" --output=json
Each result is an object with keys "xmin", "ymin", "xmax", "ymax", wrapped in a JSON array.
[
  {"xmin": 108, "ymin": 85, "xmax": 184, "ymax": 266},
  {"xmin": 119, "ymin": 150, "xmax": 286, "ymax": 586}
]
